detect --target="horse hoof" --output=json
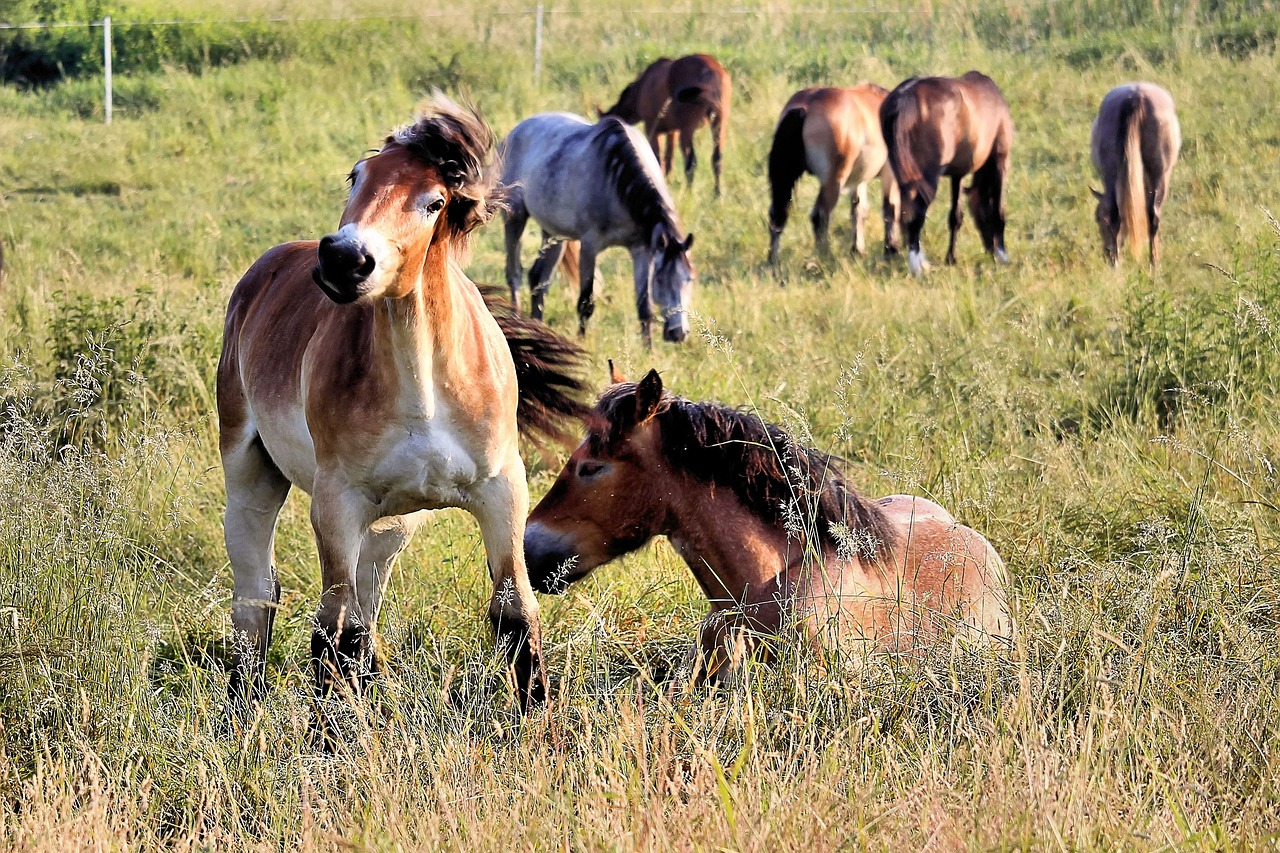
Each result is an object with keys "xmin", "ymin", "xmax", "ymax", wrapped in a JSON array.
[
  {"xmin": 908, "ymin": 250, "xmax": 931, "ymax": 276},
  {"xmin": 995, "ymin": 248, "xmax": 1010, "ymax": 264}
]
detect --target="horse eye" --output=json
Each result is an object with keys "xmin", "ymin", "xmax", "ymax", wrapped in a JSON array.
[
  {"xmin": 577, "ymin": 460, "xmax": 606, "ymax": 479},
  {"xmin": 424, "ymin": 195, "xmax": 445, "ymax": 215}
]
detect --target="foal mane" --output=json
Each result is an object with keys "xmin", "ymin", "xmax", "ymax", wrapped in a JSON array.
[
  {"xmin": 593, "ymin": 386, "xmax": 898, "ymax": 562},
  {"xmin": 389, "ymin": 94, "xmax": 504, "ymax": 254},
  {"xmin": 595, "ymin": 117, "xmax": 682, "ymax": 242}
]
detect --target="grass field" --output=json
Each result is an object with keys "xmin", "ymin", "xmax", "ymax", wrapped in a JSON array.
[{"xmin": 2, "ymin": 0, "xmax": 1280, "ymax": 848}]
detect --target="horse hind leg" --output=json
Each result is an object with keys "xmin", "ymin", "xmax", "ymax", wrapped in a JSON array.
[
  {"xmin": 945, "ymin": 176, "xmax": 964, "ymax": 265},
  {"xmin": 223, "ymin": 432, "xmax": 291, "ymax": 715},
  {"xmin": 811, "ymin": 175, "xmax": 841, "ymax": 259},
  {"xmin": 1148, "ymin": 176, "xmax": 1169, "ymax": 265},
  {"xmin": 528, "ymin": 232, "xmax": 567, "ymax": 321},
  {"xmin": 710, "ymin": 110, "xmax": 724, "ymax": 197}
]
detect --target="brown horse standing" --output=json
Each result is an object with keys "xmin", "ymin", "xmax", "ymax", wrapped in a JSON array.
[
  {"xmin": 880, "ymin": 71, "xmax": 1013, "ymax": 276},
  {"xmin": 602, "ymin": 54, "xmax": 731, "ymax": 196},
  {"xmin": 218, "ymin": 97, "xmax": 585, "ymax": 716},
  {"xmin": 1090, "ymin": 82, "xmax": 1181, "ymax": 266},
  {"xmin": 767, "ymin": 83, "xmax": 901, "ymax": 265},
  {"xmin": 524, "ymin": 369, "xmax": 1012, "ymax": 683}
]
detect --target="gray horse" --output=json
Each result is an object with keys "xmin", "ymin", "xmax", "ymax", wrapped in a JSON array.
[
  {"xmin": 500, "ymin": 112, "xmax": 695, "ymax": 345},
  {"xmin": 1090, "ymin": 82, "xmax": 1181, "ymax": 266}
]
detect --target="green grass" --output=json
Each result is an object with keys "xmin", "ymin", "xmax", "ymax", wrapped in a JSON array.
[{"xmin": 2, "ymin": 0, "xmax": 1280, "ymax": 848}]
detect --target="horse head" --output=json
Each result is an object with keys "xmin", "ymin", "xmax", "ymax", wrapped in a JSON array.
[
  {"xmin": 650, "ymin": 224, "xmax": 695, "ymax": 343},
  {"xmin": 525, "ymin": 369, "xmax": 669, "ymax": 593},
  {"xmin": 313, "ymin": 95, "xmax": 500, "ymax": 304}
]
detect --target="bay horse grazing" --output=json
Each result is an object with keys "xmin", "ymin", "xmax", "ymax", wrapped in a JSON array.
[
  {"xmin": 218, "ymin": 96, "xmax": 586, "ymax": 717},
  {"xmin": 524, "ymin": 369, "xmax": 1013, "ymax": 683},
  {"xmin": 880, "ymin": 71, "xmax": 1013, "ymax": 276},
  {"xmin": 500, "ymin": 112, "xmax": 695, "ymax": 346},
  {"xmin": 1090, "ymin": 82, "xmax": 1181, "ymax": 266},
  {"xmin": 767, "ymin": 83, "xmax": 901, "ymax": 265},
  {"xmin": 601, "ymin": 54, "xmax": 731, "ymax": 196}
]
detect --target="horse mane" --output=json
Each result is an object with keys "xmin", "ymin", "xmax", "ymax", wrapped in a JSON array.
[
  {"xmin": 592, "ymin": 385, "xmax": 898, "ymax": 562},
  {"xmin": 595, "ymin": 116, "xmax": 682, "ymax": 240},
  {"xmin": 389, "ymin": 94, "xmax": 504, "ymax": 253}
]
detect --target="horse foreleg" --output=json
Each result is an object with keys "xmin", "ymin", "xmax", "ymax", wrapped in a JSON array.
[
  {"xmin": 945, "ymin": 176, "xmax": 964, "ymax": 265},
  {"xmin": 223, "ymin": 433, "xmax": 290, "ymax": 715},
  {"xmin": 503, "ymin": 200, "xmax": 529, "ymax": 312},
  {"xmin": 850, "ymin": 182, "xmax": 870, "ymax": 255},
  {"xmin": 529, "ymin": 233, "xmax": 567, "ymax": 321},
  {"xmin": 354, "ymin": 513, "xmax": 421, "ymax": 630},
  {"xmin": 310, "ymin": 481, "xmax": 377, "ymax": 702},
  {"xmin": 882, "ymin": 168, "xmax": 901, "ymax": 256},
  {"xmin": 468, "ymin": 455, "xmax": 546, "ymax": 712},
  {"xmin": 575, "ymin": 243, "xmax": 599, "ymax": 338}
]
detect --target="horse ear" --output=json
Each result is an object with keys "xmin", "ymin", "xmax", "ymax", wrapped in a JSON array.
[
  {"xmin": 608, "ymin": 358, "xmax": 627, "ymax": 384},
  {"xmin": 634, "ymin": 369, "xmax": 663, "ymax": 423},
  {"xmin": 681, "ymin": 233, "xmax": 694, "ymax": 253},
  {"xmin": 1090, "ymin": 186, "xmax": 1104, "ymax": 200},
  {"xmin": 650, "ymin": 223, "xmax": 669, "ymax": 253}
]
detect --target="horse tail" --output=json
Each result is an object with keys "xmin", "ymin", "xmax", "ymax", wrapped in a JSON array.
[
  {"xmin": 768, "ymin": 106, "xmax": 808, "ymax": 232},
  {"xmin": 1117, "ymin": 95, "xmax": 1149, "ymax": 260},
  {"xmin": 482, "ymin": 287, "xmax": 590, "ymax": 445},
  {"xmin": 882, "ymin": 87, "xmax": 934, "ymax": 205}
]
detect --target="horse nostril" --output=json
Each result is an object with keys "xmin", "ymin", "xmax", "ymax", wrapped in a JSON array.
[
  {"xmin": 665, "ymin": 327, "xmax": 687, "ymax": 344},
  {"xmin": 356, "ymin": 254, "xmax": 376, "ymax": 278}
]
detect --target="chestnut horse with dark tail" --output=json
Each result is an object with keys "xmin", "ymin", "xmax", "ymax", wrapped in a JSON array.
[
  {"xmin": 1090, "ymin": 82, "xmax": 1181, "ymax": 266},
  {"xmin": 218, "ymin": 96, "xmax": 585, "ymax": 719},
  {"xmin": 880, "ymin": 71, "xmax": 1013, "ymax": 276},
  {"xmin": 602, "ymin": 54, "xmax": 732, "ymax": 196}
]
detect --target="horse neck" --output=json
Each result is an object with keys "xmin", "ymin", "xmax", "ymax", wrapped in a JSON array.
[
  {"xmin": 664, "ymin": 476, "xmax": 798, "ymax": 608},
  {"xmin": 372, "ymin": 239, "xmax": 458, "ymax": 394}
]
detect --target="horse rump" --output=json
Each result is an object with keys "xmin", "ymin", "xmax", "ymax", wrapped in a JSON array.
[
  {"xmin": 768, "ymin": 106, "xmax": 808, "ymax": 231},
  {"xmin": 880, "ymin": 82, "xmax": 936, "ymax": 205},
  {"xmin": 481, "ymin": 288, "xmax": 590, "ymax": 444}
]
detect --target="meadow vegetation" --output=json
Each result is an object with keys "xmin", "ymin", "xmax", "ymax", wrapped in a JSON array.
[{"xmin": 2, "ymin": 0, "xmax": 1279, "ymax": 848}]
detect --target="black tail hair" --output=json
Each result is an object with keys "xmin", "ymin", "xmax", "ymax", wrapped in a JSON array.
[
  {"xmin": 767, "ymin": 107, "xmax": 808, "ymax": 231},
  {"xmin": 481, "ymin": 288, "xmax": 590, "ymax": 445}
]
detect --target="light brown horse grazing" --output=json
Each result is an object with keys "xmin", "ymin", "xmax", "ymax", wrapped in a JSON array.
[
  {"xmin": 602, "ymin": 54, "xmax": 731, "ymax": 196},
  {"xmin": 880, "ymin": 71, "xmax": 1013, "ymax": 276},
  {"xmin": 217, "ymin": 96, "xmax": 586, "ymax": 716},
  {"xmin": 767, "ymin": 83, "xmax": 901, "ymax": 265},
  {"xmin": 524, "ymin": 369, "xmax": 1013, "ymax": 683},
  {"xmin": 1090, "ymin": 82, "xmax": 1181, "ymax": 266}
]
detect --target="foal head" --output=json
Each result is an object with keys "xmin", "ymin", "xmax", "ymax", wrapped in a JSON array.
[
  {"xmin": 525, "ymin": 369, "xmax": 672, "ymax": 592},
  {"xmin": 312, "ymin": 95, "xmax": 500, "ymax": 304}
]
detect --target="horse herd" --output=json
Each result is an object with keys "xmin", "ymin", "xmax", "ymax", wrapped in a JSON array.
[{"xmin": 218, "ymin": 54, "xmax": 1181, "ymax": 726}]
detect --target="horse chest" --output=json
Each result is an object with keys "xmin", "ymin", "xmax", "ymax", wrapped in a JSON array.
[{"xmin": 364, "ymin": 416, "xmax": 489, "ymax": 512}]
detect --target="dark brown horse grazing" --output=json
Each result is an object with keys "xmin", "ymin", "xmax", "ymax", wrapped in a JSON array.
[
  {"xmin": 767, "ymin": 83, "xmax": 900, "ymax": 265},
  {"xmin": 524, "ymin": 369, "xmax": 1012, "ymax": 683},
  {"xmin": 880, "ymin": 71, "xmax": 1013, "ymax": 276},
  {"xmin": 1090, "ymin": 82, "xmax": 1181, "ymax": 266},
  {"xmin": 602, "ymin": 54, "xmax": 732, "ymax": 196},
  {"xmin": 218, "ymin": 96, "xmax": 586, "ymax": 717}
]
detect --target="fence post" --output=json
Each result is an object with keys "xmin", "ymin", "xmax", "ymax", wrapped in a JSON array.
[
  {"xmin": 102, "ymin": 16, "xmax": 112, "ymax": 124},
  {"xmin": 533, "ymin": 3, "xmax": 544, "ymax": 82}
]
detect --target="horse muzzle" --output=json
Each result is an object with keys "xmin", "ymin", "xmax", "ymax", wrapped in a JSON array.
[
  {"xmin": 663, "ymin": 314, "xmax": 689, "ymax": 344},
  {"xmin": 313, "ymin": 233, "xmax": 376, "ymax": 304},
  {"xmin": 524, "ymin": 522, "xmax": 589, "ymax": 594}
]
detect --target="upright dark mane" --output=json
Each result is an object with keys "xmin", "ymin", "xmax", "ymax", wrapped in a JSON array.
[
  {"xmin": 592, "ymin": 385, "xmax": 898, "ymax": 562},
  {"xmin": 389, "ymin": 95, "xmax": 504, "ymax": 243},
  {"xmin": 594, "ymin": 117, "xmax": 681, "ymax": 239}
]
